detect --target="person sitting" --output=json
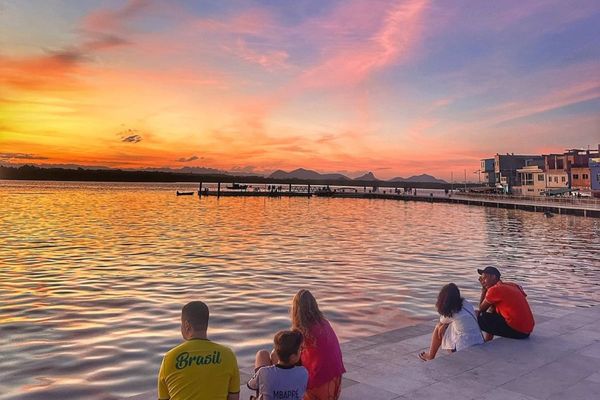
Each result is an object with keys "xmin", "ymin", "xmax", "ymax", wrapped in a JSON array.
[
  {"xmin": 291, "ymin": 289, "xmax": 345, "ymax": 400},
  {"xmin": 247, "ymin": 330, "xmax": 308, "ymax": 400},
  {"xmin": 477, "ymin": 267, "xmax": 535, "ymax": 341},
  {"xmin": 419, "ymin": 283, "xmax": 484, "ymax": 361},
  {"xmin": 158, "ymin": 301, "xmax": 240, "ymax": 400}
]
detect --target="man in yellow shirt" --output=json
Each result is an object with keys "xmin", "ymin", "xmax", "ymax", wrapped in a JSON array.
[{"xmin": 158, "ymin": 301, "xmax": 240, "ymax": 400}]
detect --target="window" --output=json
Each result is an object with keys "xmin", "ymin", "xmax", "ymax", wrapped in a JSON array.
[
  {"xmin": 583, "ymin": 174, "xmax": 588, "ymax": 180},
  {"xmin": 549, "ymin": 176, "xmax": 552, "ymax": 182},
  {"xmin": 554, "ymin": 177, "xmax": 558, "ymax": 183},
  {"xmin": 561, "ymin": 176, "xmax": 566, "ymax": 182},
  {"xmin": 538, "ymin": 174, "xmax": 544, "ymax": 181},
  {"xmin": 573, "ymin": 174, "xmax": 579, "ymax": 180}
]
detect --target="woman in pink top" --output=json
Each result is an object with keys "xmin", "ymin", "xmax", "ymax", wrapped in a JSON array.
[{"xmin": 291, "ymin": 289, "xmax": 346, "ymax": 400}]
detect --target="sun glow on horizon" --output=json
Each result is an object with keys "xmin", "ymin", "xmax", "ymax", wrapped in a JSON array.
[{"xmin": 1, "ymin": 0, "xmax": 599, "ymax": 180}]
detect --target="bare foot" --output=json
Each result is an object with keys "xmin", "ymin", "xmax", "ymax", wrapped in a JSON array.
[{"xmin": 418, "ymin": 351, "xmax": 433, "ymax": 361}]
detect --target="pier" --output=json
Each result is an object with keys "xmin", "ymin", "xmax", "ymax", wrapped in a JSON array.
[
  {"xmin": 129, "ymin": 304, "xmax": 600, "ymax": 400},
  {"xmin": 192, "ymin": 184, "xmax": 600, "ymax": 218}
]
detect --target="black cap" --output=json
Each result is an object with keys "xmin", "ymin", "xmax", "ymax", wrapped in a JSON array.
[{"xmin": 477, "ymin": 267, "xmax": 501, "ymax": 278}]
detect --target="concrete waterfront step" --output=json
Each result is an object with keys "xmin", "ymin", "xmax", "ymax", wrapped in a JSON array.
[{"xmin": 127, "ymin": 304, "xmax": 600, "ymax": 399}]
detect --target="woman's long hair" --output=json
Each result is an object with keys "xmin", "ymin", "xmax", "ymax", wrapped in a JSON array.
[
  {"xmin": 291, "ymin": 289, "xmax": 325, "ymax": 338},
  {"xmin": 435, "ymin": 283, "xmax": 464, "ymax": 317}
]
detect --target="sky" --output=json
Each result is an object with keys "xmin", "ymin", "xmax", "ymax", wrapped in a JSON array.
[{"xmin": 0, "ymin": 0, "xmax": 599, "ymax": 180}]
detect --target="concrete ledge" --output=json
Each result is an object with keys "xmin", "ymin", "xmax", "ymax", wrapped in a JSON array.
[{"xmin": 128, "ymin": 304, "xmax": 600, "ymax": 399}]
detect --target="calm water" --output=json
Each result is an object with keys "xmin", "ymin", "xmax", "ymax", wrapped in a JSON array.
[{"xmin": 1, "ymin": 181, "xmax": 599, "ymax": 399}]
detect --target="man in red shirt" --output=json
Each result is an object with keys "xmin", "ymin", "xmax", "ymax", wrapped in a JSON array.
[{"xmin": 477, "ymin": 267, "xmax": 535, "ymax": 341}]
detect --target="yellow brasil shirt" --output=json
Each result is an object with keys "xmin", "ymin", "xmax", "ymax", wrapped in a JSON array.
[{"xmin": 158, "ymin": 339, "xmax": 240, "ymax": 400}]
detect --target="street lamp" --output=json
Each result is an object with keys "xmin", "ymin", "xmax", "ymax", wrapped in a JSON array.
[{"xmin": 473, "ymin": 170, "xmax": 481, "ymax": 185}]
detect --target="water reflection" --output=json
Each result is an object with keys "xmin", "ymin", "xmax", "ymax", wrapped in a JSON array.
[{"xmin": 0, "ymin": 181, "xmax": 598, "ymax": 399}]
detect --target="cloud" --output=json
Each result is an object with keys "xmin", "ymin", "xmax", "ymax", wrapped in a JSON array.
[
  {"xmin": 176, "ymin": 155, "xmax": 199, "ymax": 162},
  {"xmin": 0, "ymin": 153, "xmax": 49, "ymax": 160},
  {"xmin": 82, "ymin": 0, "xmax": 153, "ymax": 32},
  {"xmin": 227, "ymin": 39, "xmax": 290, "ymax": 70},
  {"xmin": 121, "ymin": 135, "xmax": 142, "ymax": 143},
  {"xmin": 120, "ymin": 129, "xmax": 143, "ymax": 143},
  {"xmin": 297, "ymin": 0, "xmax": 428, "ymax": 88}
]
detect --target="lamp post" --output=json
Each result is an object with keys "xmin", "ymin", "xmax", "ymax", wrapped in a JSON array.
[{"xmin": 474, "ymin": 170, "xmax": 481, "ymax": 185}]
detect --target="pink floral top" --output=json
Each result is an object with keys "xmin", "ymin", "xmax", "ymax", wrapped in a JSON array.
[{"xmin": 300, "ymin": 319, "xmax": 346, "ymax": 389}]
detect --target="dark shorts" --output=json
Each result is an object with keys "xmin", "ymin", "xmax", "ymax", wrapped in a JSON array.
[{"xmin": 478, "ymin": 312, "xmax": 530, "ymax": 339}]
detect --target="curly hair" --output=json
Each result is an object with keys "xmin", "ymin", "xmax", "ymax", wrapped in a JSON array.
[
  {"xmin": 291, "ymin": 289, "xmax": 325, "ymax": 338},
  {"xmin": 435, "ymin": 283, "xmax": 464, "ymax": 318}
]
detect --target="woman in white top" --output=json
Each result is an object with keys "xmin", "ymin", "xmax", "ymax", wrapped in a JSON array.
[{"xmin": 419, "ymin": 283, "xmax": 484, "ymax": 361}]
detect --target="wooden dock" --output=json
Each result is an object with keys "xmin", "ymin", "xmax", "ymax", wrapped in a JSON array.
[{"xmin": 194, "ymin": 189, "xmax": 600, "ymax": 218}]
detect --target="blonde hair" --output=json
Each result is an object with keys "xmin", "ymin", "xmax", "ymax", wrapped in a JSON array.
[{"xmin": 291, "ymin": 289, "xmax": 325, "ymax": 338}]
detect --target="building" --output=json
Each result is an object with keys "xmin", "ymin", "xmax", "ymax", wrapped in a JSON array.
[
  {"xmin": 571, "ymin": 167, "xmax": 591, "ymax": 194},
  {"xmin": 514, "ymin": 165, "xmax": 546, "ymax": 196},
  {"xmin": 480, "ymin": 158, "xmax": 495, "ymax": 186},
  {"xmin": 494, "ymin": 154, "xmax": 544, "ymax": 194},
  {"xmin": 544, "ymin": 148, "xmax": 599, "ymax": 195},
  {"xmin": 545, "ymin": 169, "xmax": 569, "ymax": 193},
  {"xmin": 590, "ymin": 158, "xmax": 600, "ymax": 199}
]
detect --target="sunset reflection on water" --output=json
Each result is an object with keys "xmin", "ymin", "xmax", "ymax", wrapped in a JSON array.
[{"xmin": 1, "ymin": 181, "xmax": 599, "ymax": 399}]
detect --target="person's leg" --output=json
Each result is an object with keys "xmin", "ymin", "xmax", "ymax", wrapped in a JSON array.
[
  {"xmin": 478, "ymin": 312, "xmax": 529, "ymax": 340},
  {"xmin": 270, "ymin": 349, "xmax": 279, "ymax": 365},
  {"xmin": 254, "ymin": 349, "xmax": 272, "ymax": 370},
  {"xmin": 419, "ymin": 323, "xmax": 446, "ymax": 361}
]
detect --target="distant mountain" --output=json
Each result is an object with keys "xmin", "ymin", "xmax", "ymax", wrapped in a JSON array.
[
  {"xmin": 268, "ymin": 168, "xmax": 351, "ymax": 180},
  {"xmin": 389, "ymin": 174, "xmax": 447, "ymax": 184},
  {"xmin": 354, "ymin": 172, "xmax": 378, "ymax": 181},
  {"xmin": 135, "ymin": 166, "xmax": 264, "ymax": 177},
  {"xmin": 140, "ymin": 166, "xmax": 226, "ymax": 175}
]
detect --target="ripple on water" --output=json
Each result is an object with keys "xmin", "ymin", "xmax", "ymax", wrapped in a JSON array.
[{"xmin": 0, "ymin": 181, "xmax": 599, "ymax": 400}]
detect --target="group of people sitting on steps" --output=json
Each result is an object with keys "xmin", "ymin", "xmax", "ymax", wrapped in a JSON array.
[{"xmin": 157, "ymin": 267, "xmax": 534, "ymax": 400}]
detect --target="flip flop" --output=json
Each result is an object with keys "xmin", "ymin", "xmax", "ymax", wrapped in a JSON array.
[{"xmin": 418, "ymin": 352, "xmax": 430, "ymax": 361}]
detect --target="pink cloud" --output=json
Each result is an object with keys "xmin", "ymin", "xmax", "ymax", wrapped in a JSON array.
[
  {"xmin": 190, "ymin": 8, "xmax": 277, "ymax": 37},
  {"xmin": 226, "ymin": 39, "xmax": 290, "ymax": 70},
  {"xmin": 486, "ymin": 79, "xmax": 600, "ymax": 124},
  {"xmin": 297, "ymin": 0, "xmax": 428, "ymax": 88},
  {"xmin": 82, "ymin": 0, "xmax": 153, "ymax": 33}
]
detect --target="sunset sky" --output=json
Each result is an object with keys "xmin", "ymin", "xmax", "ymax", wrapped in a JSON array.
[{"xmin": 1, "ymin": 0, "xmax": 599, "ymax": 179}]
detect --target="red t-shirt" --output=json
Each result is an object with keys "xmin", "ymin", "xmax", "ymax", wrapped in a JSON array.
[{"xmin": 485, "ymin": 281, "xmax": 535, "ymax": 334}]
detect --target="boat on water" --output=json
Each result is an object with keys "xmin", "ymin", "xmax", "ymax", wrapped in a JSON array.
[
  {"xmin": 226, "ymin": 183, "xmax": 248, "ymax": 190},
  {"xmin": 176, "ymin": 191, "xmax": 194, "ymax": 196}
]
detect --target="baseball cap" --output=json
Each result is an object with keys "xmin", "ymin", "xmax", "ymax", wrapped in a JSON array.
[{"xmin": 477, "ymin": 266, "xmax": 501, "ymax": 278}]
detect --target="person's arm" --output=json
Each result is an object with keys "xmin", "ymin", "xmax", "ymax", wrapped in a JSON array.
[
  {"xmin": 437, "ymin": 322, "xmax": 449, "ymax": 341},
  {"xmin": 478, "ymin": 299, "xmax": 492, "ymax": 315},
  {"xmin": 228, "ymin": 351, "xmax": 241, "ymax": 400},
  {"xmin": 478, "ymin": 276, "xmax": 487, "ymax": 309},
  {"xmin": 247, "ymin": 368, "xmax": 260, "ymax": 391}
]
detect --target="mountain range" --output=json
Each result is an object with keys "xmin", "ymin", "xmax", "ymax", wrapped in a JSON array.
[
  {"xmin": 1, "ymin": 162, "xmax": 447, "ymax": 183},
  {"xmin": 268, "ymin": 168, "xmax": 447, "ymax": 183}
]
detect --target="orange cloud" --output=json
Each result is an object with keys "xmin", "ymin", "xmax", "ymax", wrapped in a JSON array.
[{"xmin": 0, "ymin": 52, "xmax": 84, "ymax": 92}]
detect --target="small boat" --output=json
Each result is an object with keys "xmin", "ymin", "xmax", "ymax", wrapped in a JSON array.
[
  {"xmin": 544, "ymin": 211, "xmax": 554, "ymax": 218},
  {"xmin": 176, "ymin": 191, "xmax": 194, "ymax": 196},
  {"xmin": 226, "ymin": 183, "xmax": 248, "ymax": 190}
]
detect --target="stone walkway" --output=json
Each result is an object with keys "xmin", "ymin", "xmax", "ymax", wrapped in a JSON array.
[{"xmin": 130, "ymin": 304, "xmax": 600, "ymax": 400}]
